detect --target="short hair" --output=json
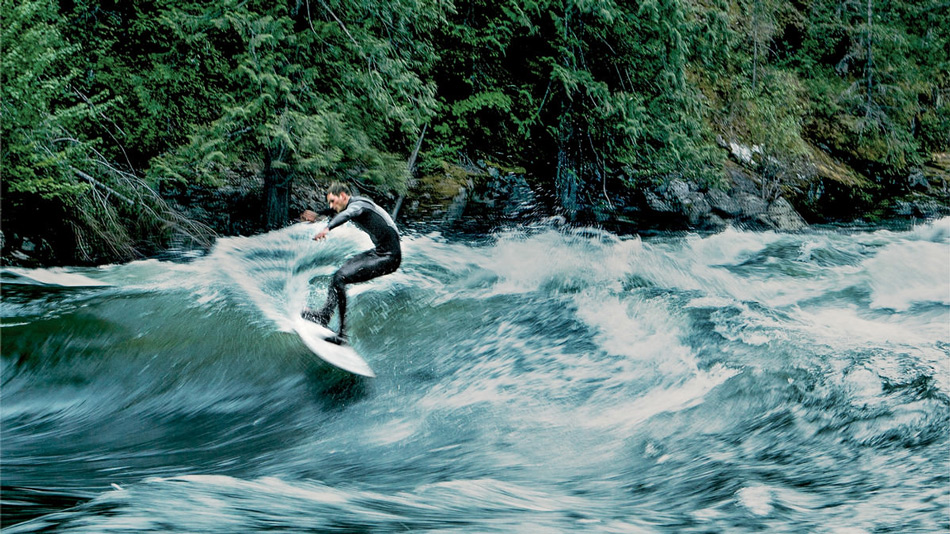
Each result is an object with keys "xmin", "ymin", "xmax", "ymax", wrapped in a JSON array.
[{"xmin": 327, "ymin": 182, "xmax": 351, "ymax": 196}]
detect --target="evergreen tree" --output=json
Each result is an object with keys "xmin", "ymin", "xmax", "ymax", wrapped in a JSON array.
[
  {"xmin": 791, "ymin": 0, "xmax": 948, "ymax": 183},
  {"xmin": 3, "ymin": 0, "xmax": 947, "ymax": 263},
  {"xmin": 2, "ymin": 0, "xmax": 97, "ymax": 206},
  {"xmin": 151, "ymin": 0, "xmax": 444, "ymax": 228},
  {"xmin": 2, "ymin": 0, "xmax": 207, "ymax": 262},
  {"xmin": 430, "ymin": 0, "xmax": 721, "ymax": 217}
]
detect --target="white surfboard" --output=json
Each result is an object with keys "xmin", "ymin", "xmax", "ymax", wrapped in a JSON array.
[{"xmin": 291, "ymin": 315, "xmax": 376, "ymax": 377}]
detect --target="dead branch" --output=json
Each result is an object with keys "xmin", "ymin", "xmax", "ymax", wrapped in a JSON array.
[{"xmin": 391, "ymin": 123, "xmax": 427, "ymax": 220}]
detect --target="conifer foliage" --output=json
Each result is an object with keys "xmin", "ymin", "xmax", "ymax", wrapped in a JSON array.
[{"xmin": 2, "ymin": 0, "xmax": 947, "ymax": 263}]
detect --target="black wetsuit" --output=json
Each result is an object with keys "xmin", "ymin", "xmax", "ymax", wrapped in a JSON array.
[{"xmin": 308, "ymin": 196, "xmax": 401, "ymax": 336}]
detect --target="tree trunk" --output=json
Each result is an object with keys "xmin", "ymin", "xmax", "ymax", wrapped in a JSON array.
[
  {"xmin": 263, "ymin": 156, "xmax": 290, "ymax": 230},
  {"xmin": 556, "ymin": 108, "xmax": 579, "ymax": 219},
  {"xmin": 752, "ymin": 0, "xmax": 759, "ymax": 90},
  {"xmin": 864, "ymin": 0, "xmax": 874, "ymax": 119}
]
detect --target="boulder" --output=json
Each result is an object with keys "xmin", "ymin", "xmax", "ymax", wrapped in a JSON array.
[
  {"xmin": 702, "ymin": 213, "xmax": 729, "ymax": 231},
  {"xmin": 683, "ymin": 192, "xmax": 713, "ymax": 225},
  {"xmin": 644, "ymin": 189, "xmax": 676, "ymax": 214},
  {"xmin": 736, "ymin": 193, "xmax": 768, "ymax": 218},
  {"xmin": 706, "ymin": 189, "xmax": 743, "ymax": 217},
  {"xmin": 892, "ymin": 196, "xmax": 950, "ymax": 219},
  {"xmin": 667, "ymin": 179, "xmax": 691, "ymax": 205},
  {"xmin": 760, "ymin": 197, "xmax": 808, "ymax": 231}
]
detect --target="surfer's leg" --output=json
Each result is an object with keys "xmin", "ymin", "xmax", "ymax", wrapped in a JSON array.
[
  {"xmin": 302, "ymin": 278, "xmax": 345, "ymax": 326},
  {"xmin": 310, "ymin": 271, "xmax": 345, "ymax": 327},
  {"xmin": 316, "ymin": 251, "xmax": 377, "ymax": 334},
  {"xmin": 337, "ymin": 254, "xmax": 399, "ymax": 284},
  {"xmin": 304, "ymin": 251, "xmax": 381, "ymax": 327},
  {"xmin": 330, "ymin": 251, "xmax": 400, "ymax": 335}
]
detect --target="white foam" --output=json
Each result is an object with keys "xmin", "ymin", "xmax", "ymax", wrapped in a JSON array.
[
  {"xmin": 3, "ymin": 267, "xmax": 110, "ymax": 287},
  {"xmin": 737, "ymin": 485, "xmax": 774, "ymax": 516},
  {"xmin": 792, "ymin": 305, "xmax": 946, "ymax": 350},
  {"xmin": 574, "ymin": 293, "xmax": 694, "ymax": 371},
  {"xmin": 578, "ymin": 364, "xmax": 739, "ymax": 431},
  {"xmin": 864, "ymin": 240, "xmax": 950, "ymax": 311},
  {"xmin": 906, "ymin": 216, "xmax": 950, "ymax": 243}
]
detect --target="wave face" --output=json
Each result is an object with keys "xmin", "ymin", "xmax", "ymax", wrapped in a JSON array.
[{"xmin": 3, "ymin": 219, "xmax": 949, "ymax": 532}]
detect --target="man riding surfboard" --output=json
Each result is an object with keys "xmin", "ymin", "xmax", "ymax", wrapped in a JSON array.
[{"xmin": 299, "ymin": 182, "xmax": 401, "ymax": 344}]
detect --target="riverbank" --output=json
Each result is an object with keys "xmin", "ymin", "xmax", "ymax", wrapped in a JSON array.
[
  {"xmin": 6, "ymin": 0, "xmax": 947, "ymax": 270},
  {"xmin": 3, "ymin": 151, "xmax": 948, "ymax": 268}
]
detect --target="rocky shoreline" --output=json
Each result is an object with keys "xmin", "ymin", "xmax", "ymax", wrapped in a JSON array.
[
  {"xmin": 3, "ymin": 152, "xmax": 948, "ymax": 267},
  {"xmin": 396, "ymin": 149, "xmax": 949, "ymax": 236}
]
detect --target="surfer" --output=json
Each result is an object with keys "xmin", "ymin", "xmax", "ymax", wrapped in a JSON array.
[{"xmin": 299, "ymin": 182, "xmax": 401, "ymax": 342}]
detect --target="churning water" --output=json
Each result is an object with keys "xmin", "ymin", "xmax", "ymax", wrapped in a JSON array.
[{"xmin": 2, "ymin": 219, "xmax": 948, "ymax": 533}]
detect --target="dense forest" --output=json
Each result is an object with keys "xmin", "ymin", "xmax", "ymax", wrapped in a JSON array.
[{"xmin": 3, "ymin": 0, "xmax": 948, "ymax": 264}]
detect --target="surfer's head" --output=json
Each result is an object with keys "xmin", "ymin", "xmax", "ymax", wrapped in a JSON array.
[{"xmin": 326, "ymin": 182, "xmax": 351, "ymax": 213}]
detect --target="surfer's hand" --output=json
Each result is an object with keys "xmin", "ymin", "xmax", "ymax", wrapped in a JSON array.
[
  {"xmin": 299, "ymin": 210, "xmax": 318, "ymax": 223},
  {"xmin": 314, "ymin": 228, "xmax": 329, "ymax": 241}
]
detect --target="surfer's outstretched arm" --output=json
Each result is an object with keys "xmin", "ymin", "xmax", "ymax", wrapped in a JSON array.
[
  {"xmin": 300, "ymin": 209, "xmax": 334, "ymax": 223},
  {"xmin": 300, "ymin": 209, "xmax": 334, "ymax": 240}
]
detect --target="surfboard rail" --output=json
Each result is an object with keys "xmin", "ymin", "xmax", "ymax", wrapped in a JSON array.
[{"xmin": 291, "ymin": 315, "xmax": 376, "ymax": 377}]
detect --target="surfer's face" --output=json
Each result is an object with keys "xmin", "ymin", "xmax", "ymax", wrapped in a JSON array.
[{"xmin": 327, "ymin": 192, "xmax": 349, "ymax": 213}]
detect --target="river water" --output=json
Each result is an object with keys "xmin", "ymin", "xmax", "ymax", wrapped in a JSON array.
[{"xmin": 2, "ymin": 219, "xmax": 948, "ymax": 533}]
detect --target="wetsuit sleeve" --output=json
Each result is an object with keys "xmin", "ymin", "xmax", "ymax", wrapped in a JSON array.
[{"xmin": 326, "ymin": 202, "xmax": 365, "ymax": 231}]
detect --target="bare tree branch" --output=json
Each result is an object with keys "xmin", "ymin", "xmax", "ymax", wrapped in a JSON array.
[{"xmin": 391, "ymin": 123, "xmax": 427, "ymax": 220}]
